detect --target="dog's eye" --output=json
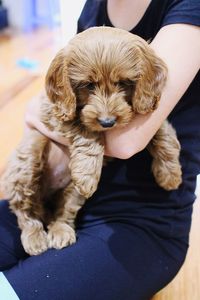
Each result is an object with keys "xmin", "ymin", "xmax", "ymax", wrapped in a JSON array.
[
  {"xmin": 118, "ymin": 80, "xmax": 135, "ymax": 88},
  {"xmin": 77, "ymin": 104, "xmax": 85, "ymax": 110},
  {"xmin": 77, "ymin": 82, "xmax": 96, "ymax": 91},
  {"xmin": 86, "ymin": 82, "xmax": 95, "ymax": 91},
  {"xmin": 75, "ymin": 82, "xmax": 95, "ymax": 91}
]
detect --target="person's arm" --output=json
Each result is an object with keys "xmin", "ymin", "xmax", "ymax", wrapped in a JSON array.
[{"xmin": 104, "ymin": 24, "xmax": 200, "ymax": 158}]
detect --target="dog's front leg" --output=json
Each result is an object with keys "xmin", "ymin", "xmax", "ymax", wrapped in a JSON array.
[
  {"xmin": 69, "ymin": 133, "xmax": 104, "ymax": 199},
  {"xmin": 147, "ymin": 120, "xmax": 182, "ymax": 190},
  {"xmin": 47, "ymin": 134, "xmax": 104, "ymax": 250},
  {"xmin": 1, "ymin": 129, "xmax": 49, "ymax": 255},
  {"xmin": 47, "ymin": 182, "xmax": 85, "ymax": 249}
]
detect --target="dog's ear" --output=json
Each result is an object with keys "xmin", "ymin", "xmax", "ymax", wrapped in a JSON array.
[
  {"xmin": 45, "ymin": 48, "xmax": 76, "ymax": 121},
  {"xmin": 132, "ymin": 40, "xmax": 168, "ymax": 114}
]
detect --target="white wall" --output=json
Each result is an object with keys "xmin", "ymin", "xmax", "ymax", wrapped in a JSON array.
[
  {"xmin": 59, "ymin": 0, "xmax": 86, "ymax": 45},
  {"xmin": 3, "ymin": 0, "xmax": 24, "ymax": 29},
  {"xmin": 3, "ymin": 0, "xmax": 86, "ymax": 36},
  {"xmin": 3, "ymin": 0, "xmax": 62, "ymax": 30}
]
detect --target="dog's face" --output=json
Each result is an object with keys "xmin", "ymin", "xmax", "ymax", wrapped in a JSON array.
[
  {"xmin": 69, "ymin": 39, "xmax": 137, "ymax": 131},
  {"xmin": 45, "ymin": 27, "xmax": 167, "ymax": 132}
]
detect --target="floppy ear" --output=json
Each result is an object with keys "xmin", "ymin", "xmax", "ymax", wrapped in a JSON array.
[
  {"xmin": 132, "ymin": 41, "xmax": 168, "ymax": 114},
  {"xmin": 45, "ymin": 48, "xmax": 76, "ymax": 121}
]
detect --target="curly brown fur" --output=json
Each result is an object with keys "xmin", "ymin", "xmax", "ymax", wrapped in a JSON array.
[
  {"xmin": 147, "ymin": 121, "xmax": 182, "ymax": 190},
  {"xmin": 0, "ymin": 27, "xmax": 182, "ymax": 255}
]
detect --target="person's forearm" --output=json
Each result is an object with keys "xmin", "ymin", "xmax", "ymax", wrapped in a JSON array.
[{"xmin": 104, "ymin": 24, "xmax": 200, "ymax": 159}]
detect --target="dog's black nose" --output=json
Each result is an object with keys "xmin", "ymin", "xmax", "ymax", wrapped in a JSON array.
[{"xmin": 98, "ymin": 117, "xmax": 116, "ymax": 128}]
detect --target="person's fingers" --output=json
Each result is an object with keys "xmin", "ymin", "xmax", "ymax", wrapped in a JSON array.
[{"xmin": 24, "ymin": 96, "xmax": 70, "ymax": 146}]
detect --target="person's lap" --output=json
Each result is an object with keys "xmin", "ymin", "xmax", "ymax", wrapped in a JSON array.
[{"xmin": 0, "ymin": 200, "xmax": 188, "ymax": 300}]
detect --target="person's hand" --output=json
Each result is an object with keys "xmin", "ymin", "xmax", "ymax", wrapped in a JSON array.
[
  {"xmin": 25, "ymin": 95, "xmax": 71, "ymax": 191},
  {"xmin": 25, "ymin": 94, "xmax": 70, "ymax": 146}
]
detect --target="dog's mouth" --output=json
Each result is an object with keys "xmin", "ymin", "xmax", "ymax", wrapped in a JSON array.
[
  {"xmin": 97, "ymin": 116, "xmax": 116, "ymax": 128},
  {"xmin": 80, "ymin": 113, "xmax": 133, "ymax": 133},
  {"xmin": 79, "ymin": 91, "xmax": 134, "ymax": 132},
  {"xmin": 82, "ymin": 119, "xmax": 117, "ymax": 132}
]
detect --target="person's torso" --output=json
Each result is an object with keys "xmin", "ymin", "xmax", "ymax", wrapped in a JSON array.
[{"xmin": 76, "ymin": 0, "xmax": 200, "ymax": 232}]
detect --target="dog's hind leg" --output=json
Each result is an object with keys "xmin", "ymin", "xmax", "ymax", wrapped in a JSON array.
[
  {"xmin": 1, "ymin": 128, "xmax": 50, "ymax": 255},
  {"xmin": 147, "ymin": 120, "xmax": 182, "ymax": 191}
]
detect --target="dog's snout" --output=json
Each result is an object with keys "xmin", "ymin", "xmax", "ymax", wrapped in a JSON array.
[{"xmin": 98, "ymin": 117, "xmax": 116, "ymax": 128}]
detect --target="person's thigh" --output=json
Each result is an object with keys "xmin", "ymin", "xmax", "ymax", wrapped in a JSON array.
[
  {"xmin": 0, "ymin": 200, "xmax": 28, "ymax": 270},
  {"xmin": 0, "ymin": 200, "xmax": 188, "ymax": 300}
]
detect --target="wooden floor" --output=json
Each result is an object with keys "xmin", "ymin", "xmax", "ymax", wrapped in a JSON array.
[
  {"xmin": 0, "ymin": 27, "xmax": 199, "ymax": 299},
  {"xmin": 0, "ymin": 26, "xmax": 61, "ymax": 174}
]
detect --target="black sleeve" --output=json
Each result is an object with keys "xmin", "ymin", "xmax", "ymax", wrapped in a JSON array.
[
  {"xmin": 77, "ymin": 0, "xmax": 102, "ymax": 33},
  {"xmin": 162, "ymin": 0, "xmax": 200, "ymax": 27}
]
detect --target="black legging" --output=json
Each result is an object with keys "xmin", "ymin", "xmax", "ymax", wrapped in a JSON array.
[{"xmin": 0, "ymin": 200, "xmax": 188, "ymax": 300}]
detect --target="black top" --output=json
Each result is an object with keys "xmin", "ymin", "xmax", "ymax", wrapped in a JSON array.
[{"xmin": 76, "ymin": 0, "xmax": 200, "ymax": 238}]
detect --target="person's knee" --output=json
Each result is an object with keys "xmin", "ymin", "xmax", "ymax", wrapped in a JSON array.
[
  {"xmin": 0, "ymin": 200, "xmax": 26, "ymax": 271},
  {"xmin": 0, "ymin": 244, "xmax": 19, "ymax": 271}
]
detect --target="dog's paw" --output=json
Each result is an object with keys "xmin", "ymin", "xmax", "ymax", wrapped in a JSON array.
[
  {"xmin": 21, "ymin": 227, "xmax": 48, "ymax": 256},
  {"xmin": 152, "ymin": 160, "xmax": 182, "ymax": 191},
  {"xmin": 73, "ymin": 175, "xmax": 98, "ymax": 198},
  {"xmin": 47, "ymin": 222, "xmax": 76, "ymax": 249}
]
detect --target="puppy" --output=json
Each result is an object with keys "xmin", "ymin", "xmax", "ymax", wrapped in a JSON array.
[{"xmin": 1, "ymin": 27, "xmax": 182, "ymax": 255}]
